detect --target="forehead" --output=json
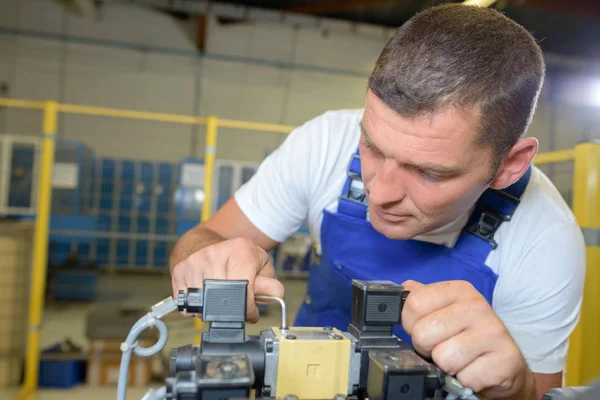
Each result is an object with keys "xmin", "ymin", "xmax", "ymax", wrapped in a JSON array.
[{"xmin": 362, "ymin": 91, "xmax": 483, "ymax": 151}]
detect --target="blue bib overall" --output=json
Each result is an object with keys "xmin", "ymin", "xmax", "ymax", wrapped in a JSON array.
[{"xmin": 293, "ymin": 150, "xmax": 531, "ymax": 344}]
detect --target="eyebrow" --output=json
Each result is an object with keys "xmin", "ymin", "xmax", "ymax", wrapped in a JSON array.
[{"xmin": 358, "ymin": 120, "xmax": 466, "ymax": 175}]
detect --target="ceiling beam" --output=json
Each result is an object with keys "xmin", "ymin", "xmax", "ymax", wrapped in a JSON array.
[{"xmin": 287, "ymin": 0, "xmax": 403, "ymax": 15}]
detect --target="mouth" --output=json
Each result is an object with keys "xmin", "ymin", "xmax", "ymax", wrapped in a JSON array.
[{"xmin": 372, "ymin": 206, "xmax": 411, "ymax": 223}]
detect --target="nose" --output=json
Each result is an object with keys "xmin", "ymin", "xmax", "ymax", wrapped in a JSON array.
[{"xmin": 367, "ymin": 159, "xmax": 406, "ymax": 207}]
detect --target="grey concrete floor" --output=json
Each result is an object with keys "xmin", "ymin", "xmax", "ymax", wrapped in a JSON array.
[{"xmin": 0, "ymin": 275, "xmax": 307, "ymax": 399}]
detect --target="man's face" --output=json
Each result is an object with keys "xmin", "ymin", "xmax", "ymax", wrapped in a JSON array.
[{"xmin": 360, "ymin": 90, "xmax": 496, "ymax": 240}]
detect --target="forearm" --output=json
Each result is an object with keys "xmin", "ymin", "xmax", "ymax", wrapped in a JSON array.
[{"xmin": 169, "ymin": 225, "xmax": 226, "ymax": 273}]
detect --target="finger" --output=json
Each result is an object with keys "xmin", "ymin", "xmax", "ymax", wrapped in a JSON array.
[
  {"xmin": 429, "ymin": 329, "xmax": 493, "ymax": 377},
  {"xmin": 455, "ymin": 352, "xmax": 506, "ymax": 395},
  {"xmin": 411, "ymin": 301, "xmax": 472, "ymax": 358},
  {"xmin": 401, "ymin": 279, "xmax": 424, "ymax": 291},
  {"xmin": 255, "ymin": 275, "xmax": 285, "ymax": 298},
  {"xmin": 402, "ymin": 280, "xmax": 482, "ymax": 332}
]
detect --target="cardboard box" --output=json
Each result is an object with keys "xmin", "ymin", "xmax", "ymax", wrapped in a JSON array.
[
  {"xmin": 87, "ymin": 338, "xmax": 154, "ymax": 386},
  {"xmin": 87, "ymin": 353, "xmax": 151, "ymax": 386}
]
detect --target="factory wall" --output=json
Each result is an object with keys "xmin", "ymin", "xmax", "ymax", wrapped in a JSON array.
[
  {"xmin": 0, "ymin": 0, "xmax": 598, "ymax": 197},
  {"xmin": 0, "ymin": 0, "xmax": 380, "ymax": 164}
]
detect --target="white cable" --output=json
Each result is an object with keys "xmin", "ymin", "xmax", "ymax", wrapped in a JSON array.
[{"xmin": 117, "ymin": 297, "xmax": 177, "ymax": 400}]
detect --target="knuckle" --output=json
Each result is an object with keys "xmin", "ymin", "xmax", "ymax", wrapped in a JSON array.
[
  {"xmin": 432, "ymin": 342, "xmax": 462, "ymax": 376},
  {"xmin": 404, "ymin": 290, "xmax": 426, "ymax": 316},
  {"xmin": 457, "ymin": 370, "xmax": 488, "ymax": 393},
  {"xmin": 411, "ymin": 322, "xmax": 430, "ymax": 348}
]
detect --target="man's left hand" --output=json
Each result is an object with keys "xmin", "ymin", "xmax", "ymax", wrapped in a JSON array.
[{"xmin": 401, "ymin": 280, "xmax": 537, "ymax": 400}]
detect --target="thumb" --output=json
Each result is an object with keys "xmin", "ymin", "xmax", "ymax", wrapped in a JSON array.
[
  {"xmin": 254, "ymin": 275, "xmax": 285, "ymax": 298},
  {"xmin": 401, "ymin": 279, "xmax": 424, "ymax": 292}
]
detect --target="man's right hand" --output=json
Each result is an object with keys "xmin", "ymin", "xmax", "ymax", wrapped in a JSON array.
[{"xmin": 171, "ymin": 237, "xmax": 284, "ymax": 323}]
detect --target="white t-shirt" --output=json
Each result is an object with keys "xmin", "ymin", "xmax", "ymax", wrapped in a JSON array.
[{"xmin": 235, "ymin": 108, "xmax": 586, "ymax": 374}]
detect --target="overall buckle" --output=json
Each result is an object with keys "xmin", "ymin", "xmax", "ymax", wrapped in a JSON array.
[
  {"xmin": 466, "ymin": 208, "xmax": 507, "ymax": 250},
  {"xmin": 339, "ymin": 153, "xmax": 367, "ymax": 206}
]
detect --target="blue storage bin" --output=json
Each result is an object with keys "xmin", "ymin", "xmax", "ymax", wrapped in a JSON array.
[
  {"xmin": 51, "ymin": 139, "xmax": 94, "ymax": 215},
  {"xmin": 97, "ymin": 214, "xmax": 112, "ymax": 231},
  {"xmin": 48, "ymin": 241, "xmax": 71, "ymax": 265},
  {"xmin": 96, "ymin": 239, "xmax": 110, "ymax": 266},
  {"xmin": 39, "ymin": 340, "xmax": 86, "ymax": 388},
  {"xmin": 159, "ymin": 163, "xmax": 173, "ymax": 182},
  {"xmin": 7, "ymin": 144, "xmax": 36, "ymax": 209},
  {"xmin": 102, "ymin": 159, "xmax": 116, "ymax": 178},
  {"xmin": 120, "ymin": 160, "xmax": 136, "ymax": 180},
  {"xmin": 118, "ymin": 216, "xmax": 131, "ymax": 233},
  {"xmin": 116, "ymin": 240, "xmax": 129, "ymax": 266},
  {"xmin": 141, "ymin": 162, "xmax": 154, "ymax": 181},
  {"xmin": 39, "ymin": 358, "xmax": 86, "ymax": 388},
  {"xmin": 154, "ymin": 243, "xmax": 168, "ymax": 268},
  {"xmin": 137, "ymin": 217, "xmax": 150, "ymax": 233},
  {"xmin": 135, "ymin": 241, "xmax": 148, "ymax": 266},
  {"xmin": 156, "ymin": 218, "xmax": 169, "ymax": 235},
  {"xmin": 52, "ymin": 271, "xmax": 98, "ymax": 300}
]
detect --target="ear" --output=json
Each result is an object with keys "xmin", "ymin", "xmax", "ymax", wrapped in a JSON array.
[{"xmin": 490, "ymin": 137, "xmax": 538, "ymax": 189}]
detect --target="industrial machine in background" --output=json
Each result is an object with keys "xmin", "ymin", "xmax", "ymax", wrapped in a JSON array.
[{"xmin": 116, "ymin": 278, "xmax": 597, "ymax": 400}]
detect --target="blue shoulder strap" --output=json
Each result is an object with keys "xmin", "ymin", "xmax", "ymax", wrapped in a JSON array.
[
  {"xmin": 337, "ymin": 148, "xmax": 533, "ymax": 262},
  {"xmin": 454, "ymin": 164, "xmax": 532, "ymax": 263},
  {"xmin": 338, "ymin": 149, "xmax": 368, "ymax": 219}
]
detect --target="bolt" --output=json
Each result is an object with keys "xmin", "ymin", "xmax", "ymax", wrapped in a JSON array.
[
  {"xmin": 400, "ymin": 384, "xmax": 410, "ymax": 394},
  {"xmin": 332, "ymin": 334, "xmax": 342, "ymax": 340},
  {"xmin": 324, "ymin": 326, "xmax": 333, "ymax": 331},
  {"xmin": 286, "ymin": 335, "xmax": 296, "ymax": 340}
]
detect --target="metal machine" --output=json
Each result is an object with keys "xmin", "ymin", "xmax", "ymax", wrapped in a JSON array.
[{"xmin": 116, "ymin": 279, "xmax": 599, "ymax": 400}]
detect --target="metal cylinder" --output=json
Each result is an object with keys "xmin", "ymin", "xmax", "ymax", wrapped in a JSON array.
[{"xmin": 201, "ymin": 336, "xmax": 266, "ymax": 389}]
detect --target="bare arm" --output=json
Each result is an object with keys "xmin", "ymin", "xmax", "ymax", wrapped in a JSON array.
[
  {"xmin": 169, "ymin": 197, "xmax": 280, "ymax": 273},
  {"xmin": 169, "ymin": 197, "xmax": 283, "ymax": 322},
  {"xmin": 533, "ymin": 372, "xmax": 562, "ymax": 400}
]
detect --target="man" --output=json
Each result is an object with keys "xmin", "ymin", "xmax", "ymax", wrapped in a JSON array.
[{"xmin": 169, "ymin": 4, "xmax": 586, "ymax": 400}]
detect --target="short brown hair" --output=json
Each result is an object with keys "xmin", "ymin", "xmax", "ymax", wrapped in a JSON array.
[{"xmin": 368, "ymin": 4, "xmax": 545, "ymax": 172}]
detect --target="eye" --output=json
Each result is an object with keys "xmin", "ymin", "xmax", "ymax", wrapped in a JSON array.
[{"xmin": 419, "ymin": 170, "xmax": 444, "ymax": 182}]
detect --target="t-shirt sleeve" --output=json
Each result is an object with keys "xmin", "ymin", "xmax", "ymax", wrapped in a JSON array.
[
  {"xmin": 234, "ymin": 114, "xmax": 329, "ymax": 243},
  {"xmin": 493, "ymin": 223, "xmax": 586, "ymax": 374}
]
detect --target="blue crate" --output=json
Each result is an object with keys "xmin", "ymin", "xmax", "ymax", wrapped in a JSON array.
[
  {"xmin": 116, "ymin": 239, "xmax": 129, "ymax": 266},
  {"xmin": 159, "ymin": 163, "xmax": 173, "ymax": 182},
  {"xmin": 135, "ymin": 241, "xmax": 148, "ymax": 266},
  {"xmin": 7, "ymin": 144, "xmax": 36, "ymax": 210},
  {"xmin": 39, "ymin": 358, "xmax": 86, "ymax": 388},
  {"xmin": 77, "ymin": 242, "xmax": 90, "ymax": 264},
  {"xmin": 137, "ymin": 193, "xmax": 152, "ymax": 213},
  {"xmin": 154, "ymin": 243, "xmax": 168, "ymax": 268},
  {"xmin": 156, "ymin": 218, "xmax": 169, "ymax": 235},
  {"xmin": 101, "ymin": 159, "xmax": 116, "ymax": 179},
  {"xmin": 141, "ymin": 162, "xmax": 154, "ymax": 181},
  {"xmin": 51, "ymin": 271, "xmax": 98, "ymax": 300},
  {"xmin": 51, "ymin": 139, "xmax": 94, "ymax": 215},
  {"xmin": 118, "ymin": 216, "xmax": 131, "ymax": 233},
  {"xmin": 97, "ymin": 214, "xmax": 112, "ymax": 231},
  {"xmin": 96, "ymin": 239, "xmax": 110, "ymax": 266},
  {"xmin": 137, "ymin": 217, "xmax": 150, "ymax": 233},
  {"xmin": 48, "ymin": 241, "xmax": 71, "ymax": 265},
  {"xmin": 120, "ymin": 160, "xmax": 136, "ymax": 180},
  {"xmin": 119, "ymin": 197, "xmax": 133, "ymax": 212}
]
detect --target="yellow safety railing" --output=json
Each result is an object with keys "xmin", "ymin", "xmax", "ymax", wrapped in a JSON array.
[
  {"xmin": 0, "ymin": 97, "xmax": 597, "ymax": 397},
  {"xmin": 0, "ymin": 97, "xmax": 293, "ymax": 399}
]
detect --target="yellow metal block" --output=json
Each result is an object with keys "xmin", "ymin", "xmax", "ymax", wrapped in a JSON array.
[{"xmin": 274, "ymin": 327, "xmax": 351, "ymax": 400}]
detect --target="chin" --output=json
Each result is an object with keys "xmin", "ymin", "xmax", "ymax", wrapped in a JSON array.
[{"xmin": 370, "ymin": 219, "xmax": 419, "ymax": 240}]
